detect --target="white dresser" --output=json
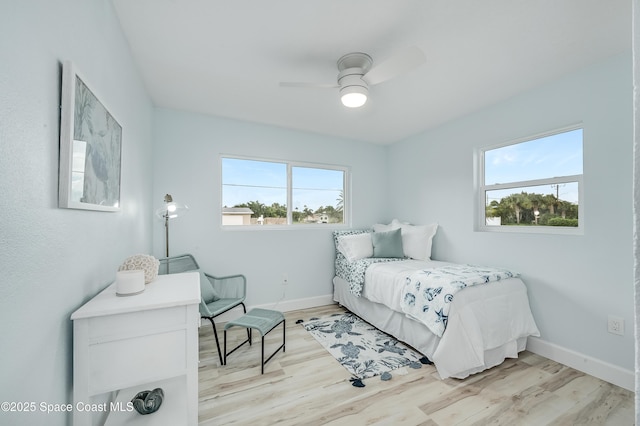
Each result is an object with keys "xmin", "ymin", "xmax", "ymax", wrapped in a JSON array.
[{"xmin": 71, "ymin": 272, "xmax": 200, "ymax": 426}]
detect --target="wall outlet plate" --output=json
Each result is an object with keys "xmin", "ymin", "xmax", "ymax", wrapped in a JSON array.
[{"xmin": 607, "ymin": 315, "xmax": 624, "ymax": 336}]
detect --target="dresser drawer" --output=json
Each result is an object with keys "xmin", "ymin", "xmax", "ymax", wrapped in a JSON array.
[
  {"xmin": 88, "ymin": 328, "xmax": 187, "ymax": 395},
  {"xmin": 87, "ymin": 306, "xmax": 187, "ymax": 343}
]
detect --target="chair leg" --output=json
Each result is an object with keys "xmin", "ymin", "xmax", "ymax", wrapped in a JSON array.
[
  {"xmin": 207, "ymin": 317, "xmax": 224, "ymax": 366},
  {"xmin": 206, "ymin": 304, "xmax": 248, "ymax": 366},
  {"xmin": 240, "ymin": 303, "xmax": 249, "ymax": 342}
]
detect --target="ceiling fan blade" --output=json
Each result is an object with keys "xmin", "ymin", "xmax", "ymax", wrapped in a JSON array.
[
  {"xmin": 279, "ymin": 81, "xmax": 339, "ymax": 89},
  {"xmin": 362, "ymin": 46, "xmax": 426, "ymax": 86}
]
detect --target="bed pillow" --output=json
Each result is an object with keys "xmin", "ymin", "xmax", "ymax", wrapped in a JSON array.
[
  {"xmin": 400, "ymin": 223, "xmax": 438, "ymax": 260},
  {"xmin": 372, "ymin": 219, "xmax": 401, "ymax": 233},
  {"xmin": 371, "ymin": 228, "xmax": 405, "ymax": 258},
  {"xmin": 337, "ymin": 233, "xmax": 373, "ymax": 262}
]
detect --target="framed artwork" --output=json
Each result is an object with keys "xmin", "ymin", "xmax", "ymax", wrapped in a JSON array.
[{"xmin": 59, "ymin": 61, "xmax": 122, "ymax": 212}]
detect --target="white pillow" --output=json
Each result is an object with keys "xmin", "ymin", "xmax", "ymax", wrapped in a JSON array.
[
  {"xmin": 337, "ymin": 233, "xmax": 374, "ymax": 262},
  {"xmin": 399, "ymin": 223, "xmax": 438, "ymax": 260}
]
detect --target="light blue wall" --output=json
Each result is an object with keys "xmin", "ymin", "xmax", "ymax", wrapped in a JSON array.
[
  {"xmin": 0, "ymin": 3, "xmax": 632, "ymax": 422},
  {"xmin": 388, "ymin": 53, "xmax": 634, "ymax": 370},
  {"xmin": 152, "ymin": 109, "xmax": 389, "ymax": 306},
  {"xmin": 0, "ymin": 1, "xmax": 153, "ymax": 424}
]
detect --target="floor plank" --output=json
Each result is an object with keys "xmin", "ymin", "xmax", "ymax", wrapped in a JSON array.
[{"xmin": 198, "ymin": 304, "xmax": 634, "ymax": 425}]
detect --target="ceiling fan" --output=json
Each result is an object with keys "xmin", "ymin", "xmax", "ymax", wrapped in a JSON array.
[{"xmin": 279, "ymin": 46, "xmax": 426, "ymax": 108}]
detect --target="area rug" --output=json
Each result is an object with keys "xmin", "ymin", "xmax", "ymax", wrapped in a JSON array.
[{"xmin": 301, "ymin": 312, "xmax": 431, "ymax": 386}]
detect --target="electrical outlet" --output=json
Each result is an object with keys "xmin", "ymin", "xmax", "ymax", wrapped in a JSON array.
[
  {"xmin": 607, "ymin": 315, "xmax": 624, "ymax": 336},
  {"xmin": 282, "ymin": 273, "xmax": 288, "ymax": 286}
]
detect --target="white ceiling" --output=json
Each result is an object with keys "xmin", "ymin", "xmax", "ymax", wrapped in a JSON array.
[{"xmin": 112, "ymin": 0, "xmax": 631, "ymax": 145}]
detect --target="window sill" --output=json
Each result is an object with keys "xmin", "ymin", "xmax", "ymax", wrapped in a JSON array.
[{"xmin": 476, "ymin": 224, "xmax": 583, "ymax": 236}]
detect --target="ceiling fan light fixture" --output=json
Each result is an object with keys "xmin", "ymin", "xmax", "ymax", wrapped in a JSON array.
[
  {"xmin": 280, "ymin": 48, "xmax": 425, "ymax": 110},
  {"xmin": 340, "ymin": 85, "xmax": 368, "ymax": 108},
  {"xmin": 338, "ymin": 72, "xmax": 368, "ymax": 108}
]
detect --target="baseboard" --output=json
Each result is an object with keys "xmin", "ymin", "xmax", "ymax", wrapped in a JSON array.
[
  {"xmin": 208, "ymin": 294, "xmax": 336, "ymax": 324},
  {"xmin": 526, "ymin": 337, "xmax": 634, "ymax": 391},
  {"xmin": 254, "ymin": 294, "xmax": 336, "ymax": 313}
]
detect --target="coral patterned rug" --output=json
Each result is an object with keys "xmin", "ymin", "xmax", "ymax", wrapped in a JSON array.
[{"xmin": 302, "ymin": 312, "xmax": 429, "ymax": 385}]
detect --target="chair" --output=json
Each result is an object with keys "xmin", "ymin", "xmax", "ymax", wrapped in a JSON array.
[{"xmin": 158, "ymin": 254, "xmax": 247, "ymax": 365}]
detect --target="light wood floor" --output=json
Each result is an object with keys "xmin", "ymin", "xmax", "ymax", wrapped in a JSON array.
[{"xmin": 198, "ymin": 304, "xmax": 634, "ymax": 425}]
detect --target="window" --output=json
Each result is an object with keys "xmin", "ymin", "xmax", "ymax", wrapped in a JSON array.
[
  {"xmin": 221, "ymin": 156, "xmax": 348, "ymax": 226},
  {"xmin": 478, "ymin": 126, "xmax": 583, "ymax": 233}
]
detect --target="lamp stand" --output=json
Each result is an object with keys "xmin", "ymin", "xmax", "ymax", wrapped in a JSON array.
[
  {"xmin": 157, "ymin": 193, "xmax": 188, "ymax": 265},
  {"xmin": 164, "ymin": 213, "xmax": 170, "ymax": 258}
]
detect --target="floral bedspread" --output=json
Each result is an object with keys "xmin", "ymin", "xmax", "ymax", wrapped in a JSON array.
[{"xmin": 400, "ymin": 265, "xmax": 518, "ymax": 337}]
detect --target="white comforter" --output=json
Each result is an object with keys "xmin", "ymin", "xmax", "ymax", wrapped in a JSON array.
[{"xmin": 362, "ymin": 260, "xmax": 540, "ymax": 379}]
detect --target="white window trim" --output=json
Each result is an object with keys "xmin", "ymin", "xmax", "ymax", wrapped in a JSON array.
[
  {"xmin": 475, "ymin": 125, "xmax": 584, "ymax": 235},
  {"xmin": 220, "ymin": 154, "xmax": 351, "ymax": 230}
]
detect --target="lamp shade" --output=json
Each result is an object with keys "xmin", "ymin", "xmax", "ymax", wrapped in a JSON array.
[
  {"xmin": 338, "ymin": 73, "xmax": 368, "ymax": 108},
  {"xmin": 155, "ymin": 194, "xmax": 188, "ymax": 219},
  {"xmin": 340, "ymin": 84, "xmax": 368, "ymax": 108}
]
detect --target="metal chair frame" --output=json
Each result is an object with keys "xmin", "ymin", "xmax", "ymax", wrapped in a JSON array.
[{"xmin": 158, "ymin": 254, "xmax": 248, "ymax": 365}]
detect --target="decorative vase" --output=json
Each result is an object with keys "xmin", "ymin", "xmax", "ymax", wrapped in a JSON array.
[{"xmin": 115, "ymin": 270, "xmax": 145, "ymax": 296}]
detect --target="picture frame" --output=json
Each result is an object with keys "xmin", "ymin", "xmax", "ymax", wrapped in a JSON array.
[{"xmin": 59, "ymin": 61, "xmax": 122, "ymax": 212}]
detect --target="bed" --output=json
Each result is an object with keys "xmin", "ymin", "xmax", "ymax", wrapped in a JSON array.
[{"xmin": 332, "ymin": 224, "xmax": 540, "ymax": 380}]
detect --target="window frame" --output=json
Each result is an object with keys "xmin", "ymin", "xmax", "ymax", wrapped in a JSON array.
[
  {"xmin": 220, "ymin": 154, "xmax": 350, "ymax": 229},
  {"xmin": 475, "ymin": 124, "xmax": 584, "ymax": 235}
]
